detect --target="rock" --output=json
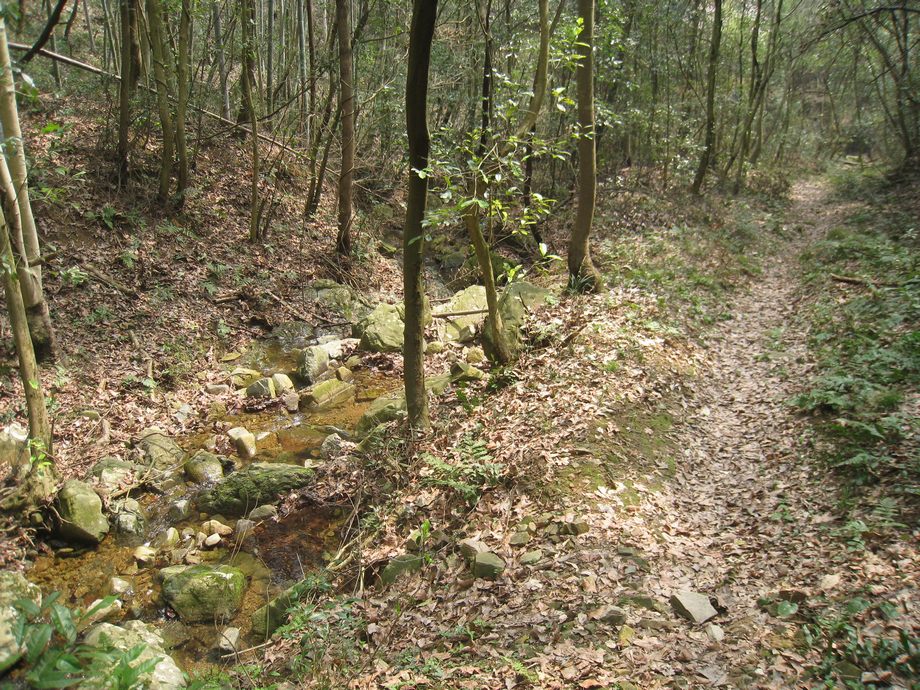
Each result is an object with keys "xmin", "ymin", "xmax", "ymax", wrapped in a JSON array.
[
  {"xmin": 56, "ymin": 480, "xmax": 109, "ymax": 544},
  {"xmin": 229, "ymin": 367, "xmax": 262, "ymax": 388},
  {"xmin": 251, "ymin": 588, "xmax": 295, "ymax": 640},
  {"xmin": 197, "ymin": 463, "xmax": 315, "ymax": 516},
  {"xmin": 670, "ymin": 591, "xmax": 718, "ymax": 625},
  {"xmin": 354, "ymin": 303, "xmax": 404, "ymax": 353},
  {"xmin": 301, "ymin": 379, "xmax": 356, "ymax": 411},
  {"xmin": 482, "ymin": 282, "xmax": 553, "ymax": 361},
  {"xmin": 0, "ymin": 571, "xmax": 41, "ymax": 673},
  {"xmin": 153, "ymin": 527, "xmax": 181, "ymax": 549},
  {"xmin": 425, "ymin": 341, "xmax": 445, "ymax": 354},
  {"xmin": 248, "ymin": 504, "xmax": 278, "ymax": 520},
  {"xmin": 0, "ymin": 422, "xmax": 30, "ymax": 482},
  {"xmin": 89, "ymin": 457, "xmax": 139, "ymax": 494},
  {"xmin": 435, "ymin": 285, "xmax": 487, "ymax": 343},
  {"xmin": 235, "ymin": 519, "xmax": 255, "ymax": 539},
  {"xmin": 185, "ymin": 450, "xmax": 225, "ymax": 484},
  {"xmin": 227, "ymin": 427, "xmax": 257, "ymax": 459},
  {"xmin": 281, "ymin": 391, "xmax": 300, "ymax": 412},
  {"xmin": 319, "ymin": 433, "xmax": 355, "ymax": 460},
  {"xmin": 246, "ymin": 377, "xmax": 276, "ymax": 399},
  {"xmin": 137, "ymin": 428, "xmax": 185, "ymax": 472},
  {"xmin": 167, "ymin": 499, "xmax": 192, "ymax": 522},
  {"xmin": 113, "ymin": 510, "xmax": 145, "ymax": 539},
  {"xmin": 705, "ymin": 623, "xmax": 725, "ymax": 642},
  {"xmin": 307, "ymin": 281, "xmax": 371, "ymax": 322},
  {"xmin": 80, "ymin": 598, "xmax": 123, "ymax": 628},
  {"xmin": 520, "ymin": 549, "xmax": 543, "ymax": 565},
  {"xmin": 110, "ymin": 576, "xmax": 133, "ymax": 596},
  {"xmin": 381, "ymin": 554, "xmax": 424, "ymax": 585},
  {"xmin": 203, "ymin": 533, "xmax": 222, "ymax": 547},
  {"xmin": 559, "ymin": 520, "xmax": 590, "ymax": 536},
  {"xmin": 217, "ymin": 627, "xmax": 241, "ymax": 654},
  {"xmin": 509, "ymin": 531, "xmax": 531, "ymax": 546},
  {"xmin": 426, "ymin": 373, "xmax": 452, "ymax": 395},
  {"xmin": 205, "ymin": 383, "xmax": 231, "ymax": 395},
  {"xmin": 589, "ymin": 605, "xmax": 627, "ymax": 626},
  {"xmin": 472, "ymin": 552, "xmax": 505, "ymax": 579},
  {"xmin": 450, "ymin": 361, "xmax": 486, "ymax": 382},
  {"xmin": 202, "ymin": 519, "xmax": 233, "ymax": 536},
  {"xmin": 618, "ymin": 625, "xmax": 636, "ymax": 646},
  {"xmin": 355, "ymin": 395, "xmax": 406, "ymax": 437},
  {"xmin": 160, "ymin": 565, "xmax": 246, "ymax": 622},
  {"xmin": 271, "ymin": 373, "xmax": 295, "ymax": 394},
  {"xmin": 297, "ymin": 345, "xmax": 329, "ymax": 384},
  {"xmin": 318, "ymin": 338, "xmax": 360, "ymax": 361},
  {"xmin": 134, "ymin": 545, "xmax": 157, "ymax": 566},
  {"xmin": 83, "ymin": 622, "xmax": 186, "ymax": 689},
  {"xmin": 459, "ymin": 538, "xmax": 487, "ymax": 560},
  {"xmin": 335, "ymin": 366, "xmax": 354, "ymax": 382},
  {"xmin": 465, "ymin": 346, "xmax": 486, "ymax": 364}
]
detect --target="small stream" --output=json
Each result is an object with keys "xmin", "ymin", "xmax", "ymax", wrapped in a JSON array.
[{"xmin": 28, "ymin": 334, "xmax": 399, "ymax": 676}]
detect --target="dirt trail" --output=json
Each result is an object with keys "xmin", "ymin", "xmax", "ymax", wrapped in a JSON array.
[{"xmin": 600, "ymin": 180, "xmax": 914, "ymax": 688}]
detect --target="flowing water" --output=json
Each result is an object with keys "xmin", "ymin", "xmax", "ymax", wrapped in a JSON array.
[{"xmin": 28, "ymin": 335, "xmax": 399, "ymax": 675}]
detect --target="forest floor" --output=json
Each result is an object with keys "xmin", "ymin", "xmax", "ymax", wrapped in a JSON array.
[
  {"xmin": 2, "ymin": 102, "xmax": 916, "ymax": 689},
  {"xmin": 227, "ymin": 175, "xmax": 916, "ymax": 689}
]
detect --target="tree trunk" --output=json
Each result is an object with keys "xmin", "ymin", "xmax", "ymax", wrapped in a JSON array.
[
  {"xmin": 567, "ymin": 0, "xmax": 602, "ymax": 292},
  {"xmin": 0, "ymin": 16, "xmax": 56, "ymax": 360},
  {"xmin": 241, "ymin": 0, "xmax": 261, "ymax": 241},
  {"xmin": 691, "ymin": 0, "xmax": 722, "ymax": 195},
  {"xmin": 335, "ymin": 0, "xmax": 354, "ymax": 256},
  {"xmin": 175, "ymin": 0, "xmax": 191, "ymax": 201},
  {"xmin": 403, "ymin": 0, "xmax": 437, "ymax": 431},
  {"xmin": 145, "ymin": 0, "xmax": 175, "ymax": 201},
  {"xmin": 116, "ymin": 0, "xmax": 138, "ymax": 184}
]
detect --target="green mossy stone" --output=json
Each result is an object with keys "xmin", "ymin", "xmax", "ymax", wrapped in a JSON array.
[
  {"xmin": 472, "ymin": 552, "xmax": 505, "ymax": 579},
  {"xmin": 57, "ymin": 480, "xmax": 109, "ymax": 544},
  {"xmin": 197, "ymin": 463, "xmax": 314, "ymax": 516},
  {"xmin": 160, "ymin": 565, "xmax": 246, "ymax": 622}
]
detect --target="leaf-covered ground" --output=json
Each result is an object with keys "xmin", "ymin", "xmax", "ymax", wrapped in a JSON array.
[{"xmin": 220, "ymin": 178, "xmax": 917, "ymax": 689}]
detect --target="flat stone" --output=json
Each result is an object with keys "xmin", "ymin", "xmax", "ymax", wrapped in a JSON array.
[
  {"xmin": 472, "ymin": 552, "xmax": 505, "ymax": 579},
  {"xmin": 705, "ymin": 623, "xmax": 725, "ymax": 642},
  {"xmin": 589, "ymin": 604, "xmax": 627, "ymax": 626},
  {"xmin": 203, "ymin": 533, "xmax": 222, "ymax": 547},
  {"xmin": 229, "ymin": 367, "xmax": 262, "ymax": 388},
  {"xmin": 520, "ymin": 549, "xmax": 543, "ymax": 565},
  {"xmin": 450, "ymin": 361, "xmax": 486, "ymax": 382},
  {"xmin": 205, "ymin": 383, "xmax": 231, "ymax": 395},
  {"xmin": 248, "ymin": 504, "xmax": 278, "ymax": 520},
  {"xmin": 297, "ymin": 345, "xmax": 329, "ymax": 384},
  {"xmin": 281, "ymin": 391, "xmax": 300, "ymax": 412},
  {"xmin": 459, "ymin": 538, "xmax": 487, "ymax": 560},
  {"xmin": 133, "ymin": 545, "xmax": 157, "ymax": 567},
  {"xmin": 670, "ymin": 591, "xmax": 718, "ymax": 625},
  {"xmin": 509, "ymin": 531, "xmax": 532, "ymax": 546},
  {"xmin": 201, "ymin": 520, "xmax": 233, "ymax": 536},
  {"xmin": 335, "ymin": 366, "xmax": 354, "ymax": 382},
  {"xmin": 227, "ymin": 427, "xmax": 257, "ymax": 459},
  {"xmin": 300, "ymin": 379, "xmax": 356, "ymax": 412}
]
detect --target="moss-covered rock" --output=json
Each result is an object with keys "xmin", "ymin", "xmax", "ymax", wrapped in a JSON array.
[
  {"xmin": 300, "ymin": 379, "xmax": 356, "ymax": 411},
  {"xmin": 184, "ymin": 450, "xmax": 224, "ymax": 485},
  {"xmin": 355, "ymin": 395, "xmax": 406, "ymax": 438},
  {"xmin": 297, "ymin": 345, "xmax": 329, "ymax": 384},
  {"xmin": 83, "ymin": 621, "xmax": 186, "ymax": 688},
  {"xmin": 196, "ymin": 463, "xmax": 314, "ymax": 516},
  {"xmin": 160, "ymin": 565, "xmax": 246, "ymax": 622},
  {"xmin": 136, "ymin": 428, "xmax": 185, "ymax": 472},
  {"xmin": 436, "ymin": 285, "xmax": 487, "ymax": 343},
  {"xmin": 56, "ymin": 480, "xmax": 109, "ymax": 544},
  {"xmin": 354, "ymin": 303, "xmax": 404, "ymax": 352},
  {"xmin": 482, "ymin": 282, "xmax": 554, "ymax": 361},
  {"xmin": 0, "ymin": 572, "xmax": 41, "ymax": 673}
]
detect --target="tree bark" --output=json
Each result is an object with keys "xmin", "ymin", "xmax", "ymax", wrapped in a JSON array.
[
  {"xmin": 145, "ymin": 0, "xmax": 175, "ymax": 201},
  {"xmin": 567, "ymin": 0, "xmax": 602, "ymax": 292},
  {"xmin": 175, "ymin": 0, "xmax": 191, "ymax": 201},
  {"xmin": 116, "ymin": 0, "xmax": 139, "ymax": 184},
  {"xmin": 691, "ymin": 0, "xmax": 722, "ymax": 195},
  {"xmin": 403, "ymin": 0, "xmax": 437, "ymax": 431},
  {"xmin": 0, "ymin": 17, "xmax": 56, "ymax": 360},
  {"xmin": 335, "ymin": 0, "xmax": 355, "ymax": 256},
  {"xmin": 241, "ymin": 0, "xmax": 262, "ymax": 241}
]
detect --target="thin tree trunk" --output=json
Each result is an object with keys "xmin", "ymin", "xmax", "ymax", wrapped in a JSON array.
[
  {"xmin": 175, "ymin": 0, "xmax": 191, "ymax": 201},
  {"xmin": 83, "ymin": 0, "xmax": 96, "ymax": 52},
  {"xmin": 567, "ymin": 0, "xmax": 602, "ymax": 292},
  {"xmin": 403, "ymin": 0, "xmax": 437, "ymax": 431},
  {"xmin": 212, "ymin": 3, "xmax": 231, "ymax": 120},
  {"xmin": 145, "ymin": 0, "xmax": 175, "ymax": 201},
  {"xmin": 117, "ymin": 0, "xmax": 138, "ymax": 183},
  {"xmin": 691, "ymin": 0, "xmax": 722, "ymax": 195},
  {"xmin": 242, "ymin": 0, "xmax": 261, "ymax": 241},
  {"xmin": 335, "ymin": 0, "xmax": 354, "ymax": 256},
  {"xmin": 0, "ymin": 17, "xmax": 56, "ymax": 360}
]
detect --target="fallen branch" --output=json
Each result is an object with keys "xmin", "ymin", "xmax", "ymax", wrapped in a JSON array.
[
  {"xmin": 432, "ymin": 308, "xmax": 489, "ymax": 319},
  {"xmin": 84, "ymin": 264, "xmax": 137, "ymax": 296},
  {"xmin": 830, "ymin": 273, "xmax": 919, "ymax": 288}
]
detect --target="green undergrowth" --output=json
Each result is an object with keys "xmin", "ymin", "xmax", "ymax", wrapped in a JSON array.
[
  {"xmin": 597, "ymin": 190, "xmax": 785, "ymax": 336},
  {"xmin": 795, "ymin": 169, "xmax": 919, "ymax": 503}
]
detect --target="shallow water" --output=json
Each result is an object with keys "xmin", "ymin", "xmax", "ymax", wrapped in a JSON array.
[{"xmin": 28, "ymin": 336, "xmax": 398, "ymax": 675}]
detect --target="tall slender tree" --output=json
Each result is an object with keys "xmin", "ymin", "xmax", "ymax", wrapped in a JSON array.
[
  {"xmin": 403, "ymin": 0, "xmax": 438, "ymax": 431},
  {"xmin": 335, "ymin": 0, "xmax": 354, "ymax": 256},
  {"xmin": 568, "ymin": 0, "xmax": 602, "ymax": 293},
  {"xmin": 691, "ymin": 0, "xmax": 723, "ymax": 194}
]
